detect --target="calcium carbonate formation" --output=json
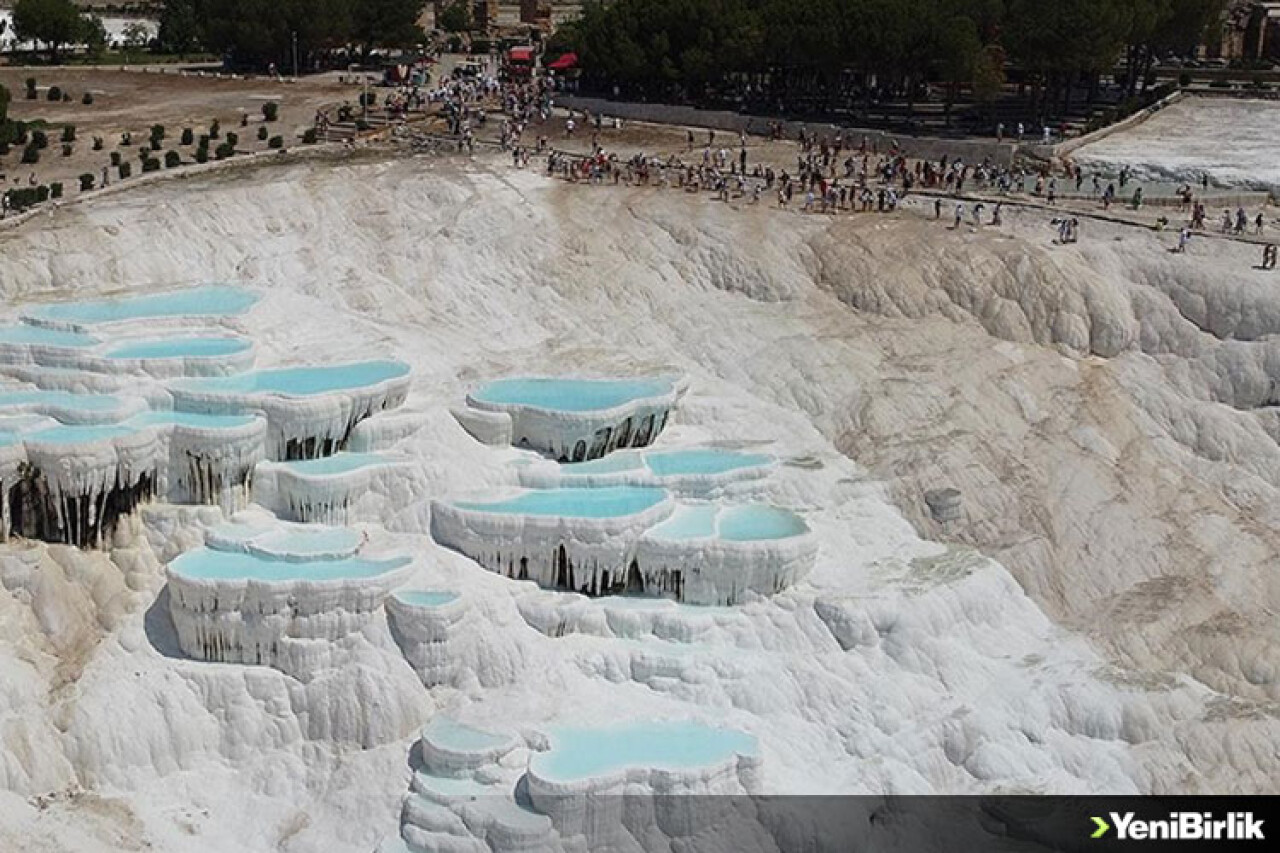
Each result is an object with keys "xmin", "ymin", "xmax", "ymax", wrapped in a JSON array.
[
  {"xmin": 254, "ymin": 452, "xmax": 422, "ymax": 524},
  {"xmin": 461, "ymin": 376, "xmax": 684, "ymax": 462},
  {"xmin": 170, "ymin": 360, "xmax": 412, "ymax": 460},
  {"xmin": 437, "ymin": 380, "xmax": 817, "ymax": 605},
  {"xmin": 1, "ymin": 286, "xmax": 414, "ymax": 547},
  {"xmin": 391, "ymin": 717, "xmax": 759, "ymax": 853},
  {"xmin": 166, "ymin": 519, "xmax": 413, "ymax": 672}
]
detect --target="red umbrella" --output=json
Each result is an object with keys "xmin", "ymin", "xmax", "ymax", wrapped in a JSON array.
[{"xmin": 548, "ymin": 52, "xmax": 578, "ymax": 71}]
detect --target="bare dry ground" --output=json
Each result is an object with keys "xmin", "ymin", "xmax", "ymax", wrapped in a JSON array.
[{"xmin": 1, "ymin": 68, "xmax": 359, "ymax": 192}]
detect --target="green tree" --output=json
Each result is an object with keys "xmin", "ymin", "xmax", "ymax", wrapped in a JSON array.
[
  {"xmin": 157, "ymin": 0, "xmax": 204, "ymax": 55},
  {"xmin": 437, "ymin": 0, "xmax": 472, "ymax": 33},
  {"xmin": 80, "ymin": 13, "xmax": 108, "ymax": 58},
  {"xmin": 353, "ymin": 0, "xmax": 424, "ymax": 55},
  {"xmin": 11, "ymin": 0, "xmax": 83, "ymax": 61}
]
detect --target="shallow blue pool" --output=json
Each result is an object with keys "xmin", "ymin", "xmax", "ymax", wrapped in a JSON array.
[
  {"xmin": 644, "ymin": 504, "xmax": 719, "ymax": 540},
  {"xmin": 251, "ymin": 527, "xmax": 362, "ymax": 557},
  {"xmin": 26, "ymin": 285, "xmax": 259, "ymax": 326},
  {"xmin": 169, "ymin": 548, "xmax": 409, "ymax": 582},
  {"xmin": 646, "ymin": 504, "xmax": 808, "ymax": 542},
  {"xmin": 180, "ymin": 360, "xmax": 409, "ymax": 397},
  {"xmin": 559, "ymin": 453, "xmax": 645, "ymax": 475},
  {"xmin": 644, "ymin": 449, "xmax": 772, "ymax": 477},
  {"xmin": 718, "ymin": 505, "xmax": 809, "ymax": 541},
  {"xmin": 280, "ymin": 452, "xmax": 397, "ymax": 476},
  {"xmin": 456, "ymin": 486, "xmax": 667, "ymax": 518},
  {"xmin": 129, "ymin": 411, "xmax": 258, "ymax": 430},
  {"xmin": 0, "ymin": 389, "xmax": 125, "ymax": 412},
  {"xmin": 105, "ymin": 336, "xmax": 251, "ymax": 360},
  {"xmin": 25, "ymin": 424, "xmax": 133, "ymax": 445},
  {"xmin": 424, "ymin": 717, "xmax": 512, "ymax": 753},
  {"xmin": 394, "ymin": 590, "xmax": 460, "ymax": 608},
  {"xmin": 472, "ymin": 377, "xmax": 673, "ymax": 413},
  {"xmin": 0, "ymin": 325, "xmax": 99, "ymax": 348},
  {"xmin": 531, "ymin": 721, "xmax": 757, "ymax": 782}
]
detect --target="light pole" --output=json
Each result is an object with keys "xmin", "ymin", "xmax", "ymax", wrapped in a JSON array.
[{"xmin": 291, "ymin": 31, "xmax": 298, "ymax": 80}]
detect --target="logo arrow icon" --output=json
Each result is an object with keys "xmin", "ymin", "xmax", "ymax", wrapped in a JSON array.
[{"xmin": 1091, "ymin": 816, "xmax": 1111, "ymax": 839}]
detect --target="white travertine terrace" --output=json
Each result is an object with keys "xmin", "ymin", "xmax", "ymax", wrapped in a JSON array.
[
  {"xmin": 166, "ymin": 524, "xmax": 413, "ymax": 673},
  {"xmin": 169, "ymin": 361, "xmax": 412, "ymax": 460},
  {"xmin": 0, "ymin": 412, "xmax": 266, "ymax": 546},
  {"xmin": 462, "ymin": 376, "xmax": 686, "ymax": 462},
  {"xmin": 253, "ymin": 452, "xmax": 423, "ymax": 525},
  {"xmin": 430, "ymin": 487, "xmax": 677, "ymax": 598}
]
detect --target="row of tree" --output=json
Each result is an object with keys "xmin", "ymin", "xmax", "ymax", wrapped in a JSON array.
[
  {"xmin": 557, "ymin": 0, "xmax": 1227, "ymax": 114},
  {"xmin": 3, "ymin": 0, "xmax": 427, "ymax": 67},
  {"xmin": 157, "ymin": 0, "xmax": 426, "ymax": 68}
]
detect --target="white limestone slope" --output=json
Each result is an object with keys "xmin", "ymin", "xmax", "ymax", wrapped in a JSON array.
[
  {"xmin": 0, "ymin": 145, "xmax": 1278, "ymax": 853},
  {"xmin": 1072, "ymin": 96, "xmax": 1280, "ymax": 193}
]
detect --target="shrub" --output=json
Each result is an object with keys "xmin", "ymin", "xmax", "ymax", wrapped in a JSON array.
[
  {"xmin": 110, "ymin": 150, "xmax": 121, "ymax": 166},
  {"xmin": 150, "ymin": 137, "xmax": 161, "ymax": 150},
  {"xmin": 165, "ymin": 150, "xmax": 180, "ymax": 168},
  {"xmin": 302, "ymin": 127, "xmax": 318, "ymax": 144},
  {"xmin": 61, "ymin": 125, "xmax": 75, "ymax": 143},
  {"xmin": 181, "ymin": 127, "xmax": 194, "ymax": 145},
  {"xmin": 225, "ymin": 131, "xmax": 238, "ymax": 148},
  {"xmin": 214, "ymin": 141, "xmax": 234, "ymax": 159},
  {"xmin": 20, "ymin": 143, "xmax": 38, "ymax": 164},
  {"xmin": 195, "ymin": 146, "xmax": 209, "ymax": 163},
  {"xmin": 82, "ymin": 92, "xmax": 94, "ymax": 105},
  {"xmin": 62, "ymin": 92, "xmax": 70, "ymax": 103},
  {"xmin": 47, "ymin": 86, "xmax": 61, "ymax": 102},
  {"xmin": 25, "ymin": 77, "xmax": 36, "ymax": 99},
  {"xmin": 359, "ymin": 91, "xmax": 376, "ymax": 107},
  {"xmin": 79, "ymin": 173, "xmax": 95, "ymax": 191},
  {"xmin": 355, "ymin": 118, "xmax": 370, "ymax": 132},
  {"xmin": 0, "ymin": 143, "xmax": 7, "ymax": 156},
  {"xmin": 138, "ymin": 146, "xmax": 149, "ymax": 160},
  {"xmin": 268, "ymin": 135, "xmax": 283, "ymax": 149},
  {"xmin": 151, "ymin": 124, "xmax": 165, "ymax": 142},
  {"xmin": 210, "ymin": 119, "xmax": 221, "ymax": 139},
  {"xmin": 50, "ymin": 182, "xmax": 63, "ymax": 199},
  {"xmin": 61, "ymin": 143, "xmax": 72, "ymax": 156},
  {"xmin": 240, "ymin": 113, "xmax": 248, "ymax": 127},
  {"xmin": 92, "ymin": 136, "xmax": 103, "ymax": 150},
  {"xmin": 1178, "ymin": 72, "xmax": 1192, "ymax": 88},
  {"xmin": 31, "ymin": 130, "xmax": 48, "ymax": 149},
  {"xmin": 15, "ymin": 123, "xmax": 28, "ymax": 144},
  {"xmin": 257, "ymin": 125, "xmax": 268, "ymax": 141},
  {"xmin": 118, "ymin": 161, "xmax": 132, "ymax": 178},
  {"xmin": 141, "ymin": 157, "xmax": 160, "ymax": 173},
  {"xmin": 262, "ymin": 101, "xmax": 279, "ymax": 122},
  {"xmin": 198, "ymin": 134, "xmax": 209, "ymax": 148},
  {"xmin": 121, "ymin": 131, "xmax": 132, "ymax": 146},
  {"xmin": 36, "ymin": 184, "xmax": 49, "ymax": 202}
]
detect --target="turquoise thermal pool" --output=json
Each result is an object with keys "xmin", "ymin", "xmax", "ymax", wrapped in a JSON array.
[
  {"xmin": 178, "ymin": 360, "xmax": 409, "ymax": 397},
  {"xmin": 393, "ymin": 590, "xmax": 461, "ymax": 608},
  {"xmin": 128, "ymin": 411, "xmax": 258, "ymax": 429},
  {"xmin": 454, "ymin": 486, "xmax": 668, "ymax": 519},
  {"xmin": 529, "ymin": 721, "xmax": 758, "ymax": 783},
  {"xmin": 279, "ymin": 452, "xmax": 399, "ymax": 476},
  {"xmin": 24, "ymin": 284, "xmax": 259, "ymax": 326},
  {"xmin": 104, "ymin": 336, "xmax": 252, "ymax": 360},
  {"xmin": 423, "ymin": 718, "xmax": 514, "ymax": 754},
  {"xmin": 24, "ymin": 424, "xmax": 133, "ymax": 445},
  {"xmin": 168, "ymin": 548, "xmax": 410, "ymax": 583},
  {"xmin": 0, "ymin": 389, "xmax": 127, "ymax": 413},
  {"xmin": 471, "ymin": 377, "xmax": 674, "ymax": 412},
  {"xmin": 0, "ymin": 325, "xmax": 99, "ymax": 347},
  {"xmin": 645, "ymin": 503, "xmax": 810, "ymax": 542}
]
